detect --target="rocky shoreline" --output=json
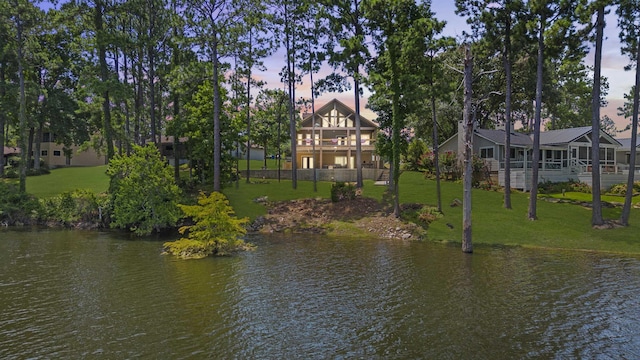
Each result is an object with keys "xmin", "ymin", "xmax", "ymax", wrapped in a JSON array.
[{"xmin": 248, "ymin": 197, "xmax": 424, "ymax": 240}]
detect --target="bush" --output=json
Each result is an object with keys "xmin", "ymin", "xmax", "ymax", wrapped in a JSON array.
[
  {"xmin": 417, "ymin": 205, "xmax": 443, "ymax": 225},
  {"xmin": 164, "ymin": 191, "xmax": 251, "ymax": 259},
  {"xmin": 107, "ymin": 144, "xmax": 182, "ymax": 236},
  {"xmin": 608, "ymin": 181, "xmax": 640, "ymax": 196},
  {"xmin": 331, "ymin": 182, "xmax": 357, "ymax": 202},
  {"xmin": 0, "ymin": 182, "xmax": 41, "ymax": 225},
  {"xmin": 39, "ymin": 189, "xmax": 107, "ymax": 226}
]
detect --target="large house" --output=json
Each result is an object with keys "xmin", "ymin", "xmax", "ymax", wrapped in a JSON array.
[
  {"xmin": 37, "ymin": 132, "xmax": 106, "ymax": 167},
  {"xmin": 440, "ymin": 123, "xmax": 629, "ymax": 190},
  {"xmin": 296, "ymin": 98, "xmax": 381, "ymax": 171}
]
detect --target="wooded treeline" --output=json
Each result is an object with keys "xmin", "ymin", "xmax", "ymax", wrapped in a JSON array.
[{"xmin": 1, "ymin": 0, "xmax": 639, "ymax": 231}]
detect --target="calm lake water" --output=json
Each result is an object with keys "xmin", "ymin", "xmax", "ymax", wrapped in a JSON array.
[{"xmin": 1, "ymin": 228, "xmax": 640, "ymax": 359}]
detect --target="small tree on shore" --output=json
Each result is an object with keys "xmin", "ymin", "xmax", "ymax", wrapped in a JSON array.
[
  {"xmin": 164, "ymin": 191, "xmax": 250, "ymax": 259},
  {"xmin": 107, "ymin": 144, "xmax": 182, "ymax": 236}
]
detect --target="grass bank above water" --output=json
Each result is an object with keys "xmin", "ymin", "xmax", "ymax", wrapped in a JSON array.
[{"xmin": 21, "ymin": 166, "xmax": 640, "ymax": 254}]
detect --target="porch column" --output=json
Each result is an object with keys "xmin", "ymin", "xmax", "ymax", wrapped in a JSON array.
[
  {"xmin": 319, "ymin": 128, "xmax": 323, "ymax": 169},
  {"xmin": 347, "ymin": 129, "xmax": 352, "ymax": 168}
]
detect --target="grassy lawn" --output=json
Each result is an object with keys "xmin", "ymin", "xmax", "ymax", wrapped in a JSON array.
[
  {"xmin": 25, "ymin": 166, "xmax": 110, "ymax": 198},
  {"xmin": 15, "ymin": 165, "xmax": 640, "ymax": 254},
  {"xmin": 225, "ymin": 171, "xmax": 640, "ymax": 254}
]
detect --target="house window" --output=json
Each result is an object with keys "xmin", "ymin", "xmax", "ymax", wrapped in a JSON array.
[
  {"xmin": 480, "ymin": 147, "xmax": 494, "ymax": 159},
  {"xmin": 41, "ymin": 150, "xmax": 48, "ymax": 156},
  {"xmin": 53, "ymin": 150, "xmax": 61, "ymax": 156}
]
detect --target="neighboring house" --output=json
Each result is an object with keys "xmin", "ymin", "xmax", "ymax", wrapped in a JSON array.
[
  {"xmin": 38, "ymin": 132, "xmax": 106, "ymax": 168},
  {"xmin": 440, "ymin": 123, "xmax": 624, "ymax": 190},
  {"xmin": 3, "ymin": 146, "xmax": 20, "ymax": 165},
  {"xmin": 615, "ymin": 138, "xmax": 640, "ymax": 175},
  {"xmin": 159, "ymin": 136, "xmax": 189, "ymax": 166},
  {"xmin": 296, "ymin": 98, "xmax": 381, "ymax": 170}
]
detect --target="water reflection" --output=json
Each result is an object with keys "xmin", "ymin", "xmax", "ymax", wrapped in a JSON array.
[{"xmin": 1, "ymin": 230, "xmax": 639, "ymax": 358}]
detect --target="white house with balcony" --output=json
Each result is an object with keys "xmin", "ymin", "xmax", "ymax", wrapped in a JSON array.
[
  {"xmin": 295, "ymin": 98, "xmax": 381, "ymax": 171},
  {"xmin": 440, "ymin": 124, "xmax": 625, "ymax": 191}
]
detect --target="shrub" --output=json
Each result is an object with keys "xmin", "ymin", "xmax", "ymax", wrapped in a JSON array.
[
  {"xmin": 608, "ymin": 181, "xmax": 640, "ymax": 196},
  {"xmin": 404, "ymin": 138, "xmax": 428, "ymax": 171},
  {"xmin": 417, "ymin": 205, "xmax": 443, "ymax": 225},
  {"xmin": 331, "ymin": 182, "xmax": 357, "ymax": 202},
  {"xmin": 39, "ymin": 189, "xmax": 107, "ymax": 226},
  {"xmin": 107, "ymin": 144, "xmax": 182, "ymax": 236},
  {"xmin": 0, "ymin": 182, "xmax": 41, "ymax": 225},
  {"xmin": 164, "ymin": 191, "xmax": 251, "ymax": 259}
]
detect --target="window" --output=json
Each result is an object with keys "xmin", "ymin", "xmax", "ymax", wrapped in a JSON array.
[
  {"xmin": 53, "ymin": 150, "xmax": 61, "ymax": 156},
  {"xmin": 41, "ymin": 150, "xmax": 48, "ymax": 156},
  {"xmin": 480, "ymin": 147, "xmax": 494, "ymax": 159}
]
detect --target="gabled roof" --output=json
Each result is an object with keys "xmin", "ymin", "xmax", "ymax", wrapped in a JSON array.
[
  {"xmin": 617, "ymin": 138, "xmax": 640, "ymax": 150},
  {"xmin": 475, "ymin": 129, "xmax": 532, "ymax": 147},
  {"xmin": 539, "ymin": 126, "xmax": 592, "ymax": 145},
  {"xmin": 300, "ymin": 98, "xmax": 377, "ymax": 128}
]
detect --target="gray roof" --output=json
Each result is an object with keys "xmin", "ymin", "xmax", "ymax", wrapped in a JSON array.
[
  {"xmin": 617, "ymin": 138, "xmax": 640, "ymax": 149},
  {"xmin": 475, "ymin": 128, "xmax": 532, "ymax": 147},
  {"xmin": 539, "ymin": 126, "xmax": 591, "ymax": 145}
]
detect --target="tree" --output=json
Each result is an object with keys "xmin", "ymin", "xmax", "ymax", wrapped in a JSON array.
[
  {"xmin": 590, "ymin": 2, "xmax": 607, "ymax": 227},
  {"xmin": 322, "ymin": 0, "xmax": 369, "ymax": 188},
  {"xmin": 618, "ymin": 0, "xmax": 640, "ymax": 226},
  {"xmin": 365, "ymin": 0, "xmax": 444, "ymax": 217},
  {"xmin": 163, "ymin": 191, "xmax": 249, "ymax": 259},
  {"xmin": 462, "ymin": 44, "xmax": 473, "ymax": 253},
  {"xmin": 527, "ymin": 0, "xmax": 580, "ymax": 220},
  {"xmin": 184, "ymin": 0, "xmax": 242, "ymax": 192},
  {"xmin": 253, "ymin": 88, "xmax": 290, "ymax": 169},
  {"xmin": 457, "ymin": 0, "xmax": 526, "ymax": 210},
  {"xmin": 106, "ymin": 144, "xmax": 182, "ymax": 235}
]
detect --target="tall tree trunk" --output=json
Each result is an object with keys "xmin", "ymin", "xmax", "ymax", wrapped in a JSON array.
[
  {"xmin": 620, "ymin": 39, "xmax": 640, "ymax": 225},
  {"xmin": 462, "ymin": 44, "xmax": 473, "ymax": 254},
  {"xmin": 591, "ymin": 6, "xmax": 605, "ymax": 226},
  {"xmin": 503, "ymin": 5, "xmax": 513, "ymax": 210},
  {"xmin": 390, "ymin": 45, "xmax": 401, "ymax": 218},
  {"xmin": 135, "ymin": 50, "xmax": 143, "ymax": 146},
  {"xmin": 96, "ymin": 0, "xmax": 114, "ymax": 161},
  {"xmin": 310, "ymin": 43, "xmax": 317, "ymax": 192},
  {"xmin": 431, "ymin": 94, "xmax": 442, "ymax": 213},
  {"xmin": 246, "ymin": 29, "xmax": 252, "ymax": 184},
  {"xmin": 16, "ymin": 4, "xmax": 27, "ymax": 192},
  {"xmin": 528, "ymin": 15, "xmax": 545, "ymax": 220},
  {"xmin": 34, "ymin": 123, "xmax": 42, "ymax": 171},
  {"xmin": 212, "ymin": 33, "xmax": 221, "ymax": 192},
  {"xmin": 353, "ymin": 0, "xmax": 363, "ymax": 188},
  {"xmin": 285, "ymin": 1, "xmax": 297, "ymax": 189},
  {"xmin": 0, "ymin": 63, "xmax": 6, "ymax": 177},
  {"xmin": 354, "ymin": 76, "xmax": 363, "ymax": 188}
]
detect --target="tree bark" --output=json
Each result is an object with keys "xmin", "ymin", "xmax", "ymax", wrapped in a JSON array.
[
  {"xmin": 462, "ymin": 44, "xmax": 473, "ymax": 254},
  {"xmin": 620, "ymin": 38, "xmax": 640, "ymax": 225},
  {"xmin": 591, "ymin": 6, "xmax": 605, "ymax": 226},
  {"xmin": 212, "ymin": 32, "xmax": 221, "ymax": 192},
  {"xmin": 528, "ymin": 15, "xmax": 545, "ymax": 220},
  {"xmin": 503, "ymin": 5, "xmax": 513, "ymax": 209}
]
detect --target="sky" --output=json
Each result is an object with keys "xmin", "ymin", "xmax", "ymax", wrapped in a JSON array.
[{"xmin": 285, "ymin": 3, "xmax": 636, "ymax": 138}]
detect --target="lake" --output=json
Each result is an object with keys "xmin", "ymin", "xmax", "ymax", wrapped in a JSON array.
[{"xmin": 1, "ymin": 229, "xmax": 639, "ymax": 359}]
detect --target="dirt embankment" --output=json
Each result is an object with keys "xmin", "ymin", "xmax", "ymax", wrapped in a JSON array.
[{"xmin": 249, "ymin": 197, "xmax": 423, "ymax": 240}]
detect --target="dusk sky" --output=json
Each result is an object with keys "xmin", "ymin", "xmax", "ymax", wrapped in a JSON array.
[{"xmin": 281, "ymin": 3, "xmax": 636, "ymax": 138}]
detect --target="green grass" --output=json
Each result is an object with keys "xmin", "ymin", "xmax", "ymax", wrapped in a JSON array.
[
  {"xmin": 225, "ymin": 171, "xmax": 640, "ymax": 255},
  {"xmin": 25, "ymin": 166, "xmax": 110, "ymax": 198},
  {"xmin": 15, "ymin": 165, "xmax": 640, "ymax": 254},
  {"xmin": 545, "ymin": 191, "xmax": 640, "ymax": 205}
]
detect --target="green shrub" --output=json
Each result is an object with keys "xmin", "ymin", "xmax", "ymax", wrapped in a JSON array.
[
  {"xmin": 107, "ymin": 145, "xmax": 182, "ymax": 236},
  {"xmin": 0, "ymin": 182, "xmax": 41, "ymax": 225},
  {"xmin": 164, "ymin": 191, "xmax": 251, "ymax": 259},
  {"xmin": 331, "ymin": 182, "xmax": 357, "ymax": 202},
  {"xmin": 417, "ymin": 205, "xmax": 443, "ymax": 225},
  {"xmin": 608, "ymin": 181, "xmax": 640, "ymax": 196},
  {"xmin": 39, "ymin": 189, "xmax": 107, "ymax": 226}
]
